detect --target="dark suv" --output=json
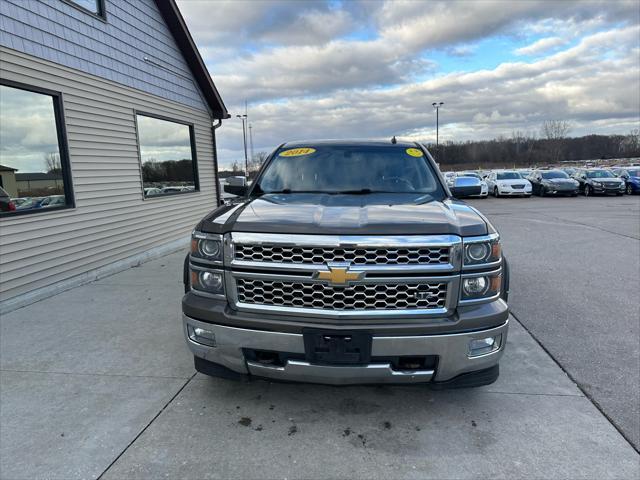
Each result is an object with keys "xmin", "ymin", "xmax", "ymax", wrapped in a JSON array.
[
  {"xmin": 572, "ymin": 168, "xmax": 625, "ymax": 196},
  {"xmin": 182, "ymin": 140, "xmax": 510, "ymax": 388}
]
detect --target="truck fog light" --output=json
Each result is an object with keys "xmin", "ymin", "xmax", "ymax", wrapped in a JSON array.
[
  {"xmin": 468, "ymin": 334, "xmax": 501, "ymax": 357},
  {"xmin": 200, "ymin": 271, "xmax": 223, "ymax": 291},
  {"xmin": 462, "ymin": 276, "xmax": 489, "ymax": 296},
  {"xmin": 187, "ymin": 325, "xmax": 216, "ymax": 346}
]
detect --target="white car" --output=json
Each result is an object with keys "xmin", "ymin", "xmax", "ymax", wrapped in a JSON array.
[
  {"xmin": 486, "ymin": 170, "xmax": 532, "ymax": 197},
  {"xmin": 443, "ymin": 171, "xmax": 456, "ymax": 187},
  {"xmin": 456, "ymin": 171, "xmax": 489, "ymax": 198}
]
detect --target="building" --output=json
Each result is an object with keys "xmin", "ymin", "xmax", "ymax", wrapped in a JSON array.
[
  {"xmin": 0, "ymin": 0, "xmax": 229, "ymax": 312},
  {"xmin": 0, "ymin": 165, "xmax": 18, "ymax": 197}
]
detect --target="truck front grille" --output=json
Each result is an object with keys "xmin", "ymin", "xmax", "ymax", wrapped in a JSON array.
[
  {"xmin": 234, "ymin": 245, "xmax": 450, "ymax": 266},
  {"xmin": 236, "ymin": 278, "xmax": 447, "ymax": 311}
]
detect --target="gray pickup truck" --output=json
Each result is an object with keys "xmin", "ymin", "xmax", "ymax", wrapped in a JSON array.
[{"xmin": 182, "ymin": 140, "xmax": 509, "ymax": 387}]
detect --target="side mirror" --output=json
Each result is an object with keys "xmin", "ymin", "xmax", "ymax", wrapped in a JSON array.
[
  {"xmin": 450, "ymin": 177, "xmax": 482, "ymax": 198},
  {"xmin": 224, "ymin": 176, "xmax": 248, "ymax": 196}
]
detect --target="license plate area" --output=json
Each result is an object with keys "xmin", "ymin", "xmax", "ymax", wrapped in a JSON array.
[{"xmin": 303, "ymin": 329, "xmax": 372, "ymax": 365}]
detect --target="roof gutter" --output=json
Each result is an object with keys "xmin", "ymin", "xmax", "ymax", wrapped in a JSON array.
[{"xmin": 212, "ymin": 119, "xmax": 223, "ymax": 206}]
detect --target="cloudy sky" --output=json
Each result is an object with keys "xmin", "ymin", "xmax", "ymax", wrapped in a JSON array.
[{"xmin": 175, "ymin": 0, "xmax": 640, "ymax": 168}]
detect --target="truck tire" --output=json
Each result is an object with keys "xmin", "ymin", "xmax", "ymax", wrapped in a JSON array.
[
  {"xmin": 501, "ymin": 255, "xmax": 509, "ymax": 303},
  {"xmin": 183, "ymin": 253, "xmax": 190, "ymax": 293}
]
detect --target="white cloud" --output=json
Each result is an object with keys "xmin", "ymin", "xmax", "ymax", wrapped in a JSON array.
[
  {"xmin": 515, "ymin": 37, "xmax": 567, "ymax": 56},
  {"xmin": 173, "ymin": 1, "xmax": 640, "ymax": 167}
]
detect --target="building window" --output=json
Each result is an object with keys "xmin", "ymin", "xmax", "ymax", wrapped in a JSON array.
[
  {"xmin": 64, "ymin": 0, "xmax": 106, "ymax": 19},
  {"xmin": 136, "ymin": 114, "xmax": 199, "ymax": 198},
  {"xmin": 0, "ymin": 81, "xmax": 74, "ymax": 216}
]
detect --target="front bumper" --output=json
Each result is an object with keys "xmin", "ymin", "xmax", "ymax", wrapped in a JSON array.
[
  {"xmin": 591, "ymin": 185, "xmax": 625, "ymax": 194},
  {"xmin": 499, "ymin": 188, "xmax": 531, "ymax": 196},
  {"xmin": 183, "ymin": 314, "xmax": 508, "ymax": 385},
  {"xmin": 546, "ymin": 187, "xmax": 578, "ymax": 195}
]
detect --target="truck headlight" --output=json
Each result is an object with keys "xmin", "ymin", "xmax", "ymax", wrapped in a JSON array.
[
  {"xmin": 190, "ymin": 268, "xmax": 224, "ymax": 296},
  {"xmin": 461, "ymin": 272, "xmax": 501, "ymax": 301},
  {"xmin": 463, "ymin": 236, "xmax": 501, "ymax": 267},
  {"xmin": 191, "ymin": 232, "xmax": 223, "ymax": 263}
]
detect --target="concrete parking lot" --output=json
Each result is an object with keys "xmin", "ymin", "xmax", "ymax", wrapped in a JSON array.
[{"xmin": 1, "ymin": 196, "xmax": 639, "ymax": 479}]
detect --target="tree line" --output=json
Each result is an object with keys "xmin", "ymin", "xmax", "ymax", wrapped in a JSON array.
[
  {"xmin": 430, "ymin": 122, "xmax": 639, "ymax": 170},
  {"xmin": 218, "ymin": 122, "xmax": 640, "ymax": 176}
]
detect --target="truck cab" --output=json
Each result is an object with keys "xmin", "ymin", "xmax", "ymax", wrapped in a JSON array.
[{"xmin": 182, "ymin": 140, "xmax": 509, "ymax": 387}]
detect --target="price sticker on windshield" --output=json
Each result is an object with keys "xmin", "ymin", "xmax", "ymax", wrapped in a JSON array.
[
  {"xmin": 279, "ymin": 148, "xmax": 316, "ymax": 157},
  {"xmin": 406, "ymin": 148, "xmax": 423, "ymax": 157}
]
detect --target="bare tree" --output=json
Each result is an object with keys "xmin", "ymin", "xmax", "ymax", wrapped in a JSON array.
[
  {"xmin": 540, "ymin": 120, "xmax": 572, "ymax": 140},
  {"xmin": 623, "ymin": 128, "xmax": 640, "ymax": 154},
  {"xmin": 44, "ymin": 152, "xmax": 61, "ymax": 174},
  {"xmin": 540, "ymin": 120, "xmax": 572, "ymax": 162}
]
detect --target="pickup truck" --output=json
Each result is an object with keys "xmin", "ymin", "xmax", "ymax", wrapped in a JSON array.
[{"xmin": 182, "ymin": 140, "xmax": 509, "ymax": 387}]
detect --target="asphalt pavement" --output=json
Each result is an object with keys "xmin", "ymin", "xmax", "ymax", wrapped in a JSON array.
[{"xmin": 469, "ymin": 194, "xmax": 640, "ymax": 450}]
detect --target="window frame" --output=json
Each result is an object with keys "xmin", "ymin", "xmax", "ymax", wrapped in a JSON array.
[
  {"xmin": 0, "ymin": 79, "xmax": 75, "ymax": 218},
  {"xmin": 134, "ymin": 110, "xmax": 200, "ymax": 200},
  {"xmin": 61, "ymin": 0, "xmax": 107, "ymax": 22}
]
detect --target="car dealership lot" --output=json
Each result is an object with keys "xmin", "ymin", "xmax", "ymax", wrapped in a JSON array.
[
  {"xmin": 1, "ymin": 197, "xmax": 639, "ymax": 479},
  {"xmin": 468, "ymin": 193, "xmax": 640, "ymax": 450}
]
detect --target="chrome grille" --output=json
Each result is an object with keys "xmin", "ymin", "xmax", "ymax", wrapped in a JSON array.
[
  {"xmin": 236, "ymin": 278, "xmax": 447, "ymax": 311},
  {"xmin": 512, "ymin": 184, "xmax": 525, "ymax": 189},
  {"xmin": 234, "ymin": 245, "xmax": 450, "ymax": 265}
]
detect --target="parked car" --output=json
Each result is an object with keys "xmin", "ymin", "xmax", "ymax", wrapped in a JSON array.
[
  {"xmin": 38, "ymin": 195, "xmax": 66, "ymax": 208},
  {"xmin": 611, "ymin": 167, "xmax": 640, "ymax": 195},
  {"xmin": 14, "ymin": 197, "xmax": 39, "ymax": 210},
  {"xmin": 144, "ymin": 187, "xmax": 162, "ymax": 196},
  {"xmin": 572, "ymin": 168, "xmax": 625, "ymax": 196},
  {"xmin": 486, "ymin": 170, "xmax": 532, "ymax": 197},
  {"xmin": 161, "ymin": 186, "xmax": 191, "ymax": 194},
  {"xmin": 0, "ymin": 187, "xmax": 16, "ymax": 213},
  {"xmin": 529, "ymin": 169, "xmax": 579, "ymax": 196},
  {"xmin": 456, "ymin": 171, "xmax": 489, "ymax": 198},
  {"xmin": 443, "ymin": 171, "xmax": 456, "ymax": 187},
  {"xmin": 560, "ymin": 167, "xmax": 577, "ymax": 177},
  {"xmin": 183, "ymin": 140, "xmax": 509, "ymax": 388}
]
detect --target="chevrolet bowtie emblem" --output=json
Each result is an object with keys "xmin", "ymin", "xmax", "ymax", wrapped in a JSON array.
[{"xmin": 314, "ymin": 263, "xmax": 364, "ymax": 286}]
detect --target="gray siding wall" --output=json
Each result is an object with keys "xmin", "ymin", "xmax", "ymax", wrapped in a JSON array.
[
  {"xmin": 0, "ymin": 0, "xmax": 207, "ymax": 111},
  {"xmin": 0, "ymin": 47, "xmax": 218, "ymax": 301}
]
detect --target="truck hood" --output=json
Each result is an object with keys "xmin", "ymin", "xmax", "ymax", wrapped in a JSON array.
[{"xmin": 201, "ymin": 193, "xmax": 488, "ymax": 236}]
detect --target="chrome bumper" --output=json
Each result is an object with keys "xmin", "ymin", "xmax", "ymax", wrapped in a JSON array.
[{"xmin": 183, "ymin": 315, "xmax": 508, "ymax": 385}]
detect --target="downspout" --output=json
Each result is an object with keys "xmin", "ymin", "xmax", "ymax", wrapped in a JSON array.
[{"xmin": 211, "ymin": 119, "xmax": 223, "ymax": 206}]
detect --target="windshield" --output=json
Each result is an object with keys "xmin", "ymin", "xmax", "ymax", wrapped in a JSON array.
[
  {"xmin": 256, "ymin": 145, "xmax": 444, "ymax": 197},
  {"xmin": 459, "ymin": 173, "xmax": 481, "ymax": 179},
  {"xmin": 586, "ymin": 170, "xmax": 614, "ymax": 178},
  {"xmin": 627, "ymin": 169, "xmax": 640, "ymax": 177},
  {"xmin": 497, "ymin": 172, "xmax": 521, "ymax": 180},
  {"xmin": 541, "ymin": 170, "xmax": 569, "ymax": 179}
]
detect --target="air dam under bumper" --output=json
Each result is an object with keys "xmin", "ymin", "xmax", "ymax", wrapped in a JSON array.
[{"xmin": 184, "ymin": 315, "xmax": 508, "ymax": 385}]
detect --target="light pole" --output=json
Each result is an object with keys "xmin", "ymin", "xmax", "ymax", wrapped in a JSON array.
[
  {"xmin": 248, "ymin": 123, "xmax": 254, "ymax": 163},
  {"xmin": 236, "ymin": 114, "xmax": 248, "ymax": 176},
  {"xmin": 432, "ymin": 102, "xmax": 443, "ymax": 161}
]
